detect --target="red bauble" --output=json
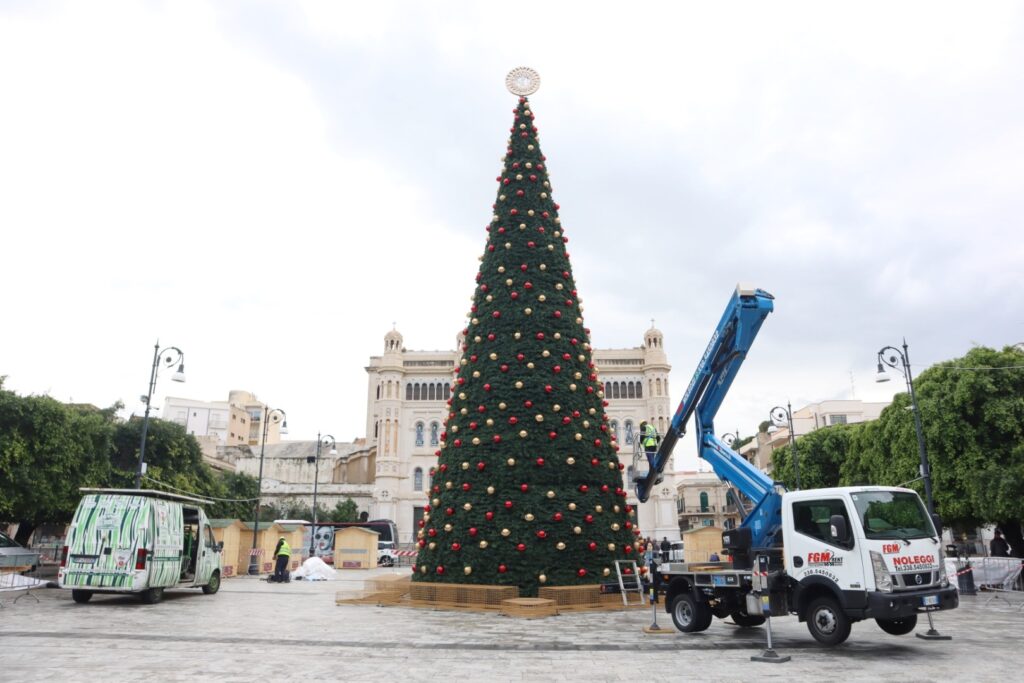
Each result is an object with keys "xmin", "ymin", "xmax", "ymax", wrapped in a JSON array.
[
  {"xmin": 553, "ymin": 311, "xmax": 562, "ymax": 319},
  {"xmin": 536, "ymin": 530, "xmax": 547, "ymax": 539},
  {"xmin": 520, "ymin": 264, "xmax": 528, "ymax": 272},
  {"xmin": 553, "ymin": 512, "xmax": 563, "ymax": 522},
  {"xmin": 428, "ymin": 528, "xmax": 437, "ymax": 537},
  {"xmin": 504, "ymin": 500, "xmax": 514, "ymax": 509},
  {"xmin": 500, "ymin": 364, "xmax": 509, "ymax": 373},
  {"xmin": 469, "ymin": 421, "xmax": 478, "ymax": 430},
  {"xmin": 536, "ymin": 332, "xmax": 545, "ymax": 340},
  {"xmin": 417, "ymin": 539, "xmax": 426, "ymax": 548},
  {"xmin": 516, "ymin": 353, "xmax": 525, "ymax": 361},
  {"xmin": 453, "ymin": 439, "xmax": 462, "ymax": 447},
  {"xmin": 579, "ymin": 484, "xmax": 589, "ymax": 493},
  {"xmin": 462, "ymin": 483, "xmax": 471, "ymax": 492},
  {"xmin": 446, "ymin": 507, "xmax": 455, "ymax": 516},
  {"xmin": 516, "ymin": 190, "xmax": 524, "ymax": 197},
  {"xmin": 451, "ymin": 542, "xmax": 461, "ymax": 551},
  {"xmin": 584, "ymin": 514, "xmax": 594, "ymax": 523},
  {"xmin": 524, "ymin": 400, "xmax": 533, "ymax": 408},
  {"xmin": 509, "ymin": 416, "xmax": 518, "ymax": 425},
  {"xmin": 524, "ymin": 281, "xmax": 533, "ymax": 290},
  {"xmin": 520, "ymin": 483, "xmax": 529, "ymax": 492},
  {"xmin": 436, "ymin": 566, "xmax": 445, "ymax": 575},
  {"xmin": 527, "ymin": 241, "xmax": 535, "ymax": 248},
  {"xmin": 562, "ymin": 353, "xmax": 571, "ymax": 360},
  {"xmin": 477, "ymin": 462, "xmax": 486, "ymax": 471},
  {"xmin": 498, "ymin": 564, "xmax": 507, "ymax": 574},
  {"xmin": 548, "ymin": 431, "xmax": 557, "ymax": 440},
  {"xmin": 492, "ymin": 311, "xmax": 501, "ymax": 319},
  {"xmin": 600, "ymin": 484, "xmax": 609, "ymax": 493},
  {"xmin": 536, "ymin": 457, "xmax": 545, "ymax": 467},
  {"xmin": 588, "ymin": 542, "xmax": 597, "ymax": 551},
  {"xmin": 439, "ymin": 464, "xmax": 448, "ymax": 472},
  {"xmin": 483, "ymin": 383, "xmax": 492, "ymax": 392},
  {"xmin": 624, "ymin": 521, "xmax": 633, "ymax": 530},
  {"xmin": 485, "ymin": 511, "xmax": 495, "ymax": 521},
  {"xmin": 572, "ymin": 410, "xmax": 581, "ymax": 418},
  {"xmin": 545, "ymin": 385, "xmax": 553, "ymax": 393},
  {"xmin": 516, "ymin": 543, "xmax": 526, "ymax": 552},
  {"xmin": 590, "ymin": 458, "xmax": 599, "ymax": 466},
  {"xmin": 562, "ymin": 417, "xmax": 571, "ymax": 425},
  {"xmin": 577, "ymin": 568, "xmax": 587, "ymax": 577},
  {"xmin": 510, "ymin": 291, "xmax": 519, "ymax": 300},
  {"xmin": 553, "ymin": 365, "xmax": 561, "ymax": 373},
  {"xmin": 469, "ymin": 527, "xmax": 478, "ymax": 536},
  {"xmin": 624, "ymin": 545, "xmax": 632, "ymax": 554},
  {"xmin": 487, "ymin": 333, "xmax": 496, "ymax": 341},
  {"xmin": 493, "ymin": 435, "xmax": 502, "ymax": 443}
]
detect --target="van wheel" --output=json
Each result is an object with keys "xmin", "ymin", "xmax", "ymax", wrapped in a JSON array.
[
  {"xmin": 876, "ymin": 615, "xmax": 917, "ymax": 635},
  {"xmin": 71, "ymin": 590, "xmax": 93, "ymax": 604},
  {"xmin": 379, "ymin": 555, "xmax": 394, "ymax": 567},
  {"xmin": 730, "ymin": 611, "xmax": 766, "ymax": 628},
  {"xmin": 141, "ymin": 587, "xmax": 164, "ymax": 604},
  {"xmin": 806, "ymin": 596, "xmax": 851, "ymax": 646},
  {"xmin": 670, "ymin": 594, "xmax": 712, "ymax": 632},
  {"xmin": 202, "ymin": 571, "xmax": 221, "ymax": 595}
]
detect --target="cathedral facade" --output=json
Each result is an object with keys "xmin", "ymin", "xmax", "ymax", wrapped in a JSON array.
[{"xmin": 365, "ymin": 326, "xmax": 680, "ymax": 544}]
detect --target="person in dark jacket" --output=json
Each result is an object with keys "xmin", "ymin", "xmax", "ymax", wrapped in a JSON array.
[
  {"xmin": 660, "ymin": 537, "xmax": 671, "ymax": 563},
  {"xmin": 990, "ymin": 529, "xmax": 1010, "ymax": 557}
]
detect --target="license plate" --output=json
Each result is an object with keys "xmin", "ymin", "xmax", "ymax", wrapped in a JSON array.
[
  {"xmin": 71, "ymin": 555, "xmax": 98, "ymax": 565},
  {"xmin": 922, "ymin": 595, "xmax": 939, "ymax": 606}
]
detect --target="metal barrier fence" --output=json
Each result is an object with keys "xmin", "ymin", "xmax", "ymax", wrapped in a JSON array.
[{"xmin": 946, "ymin": 556, "xmax": 1024, "ymax": 608}]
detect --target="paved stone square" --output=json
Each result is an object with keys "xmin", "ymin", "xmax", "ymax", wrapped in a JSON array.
[{"xmin": 0, "ymin": 569, "xmax": 1018, "ymax": 681}]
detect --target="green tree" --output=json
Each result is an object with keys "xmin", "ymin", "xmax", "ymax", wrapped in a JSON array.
[
  {"xmin": 109, "ymin": 418, "xmax": 217, "ymax": 494},
  {"xmin": 205, "ymin": 471, "xmax": 259, "ymax": 520},
  {"xmin": 413, "ymin": 96, "xmax": 636, "ymax": 596},
  {"xmin": 327, "ymin": 498, "xmax": 359, "ymax": 522},
  {"xmin": 772, "ymin": 423, "xmax": 860, "ymax": 491},
  {"xmin": 0, "ymin": 383, "xmax": 114, "ymax": 542}
]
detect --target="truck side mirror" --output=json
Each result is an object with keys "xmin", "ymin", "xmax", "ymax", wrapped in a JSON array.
[
  {"xmin": 216, "ymin": 541, "xmax": 224, "ymax": 552},
  {"xmin": 931, "ymin": 513, "xmax": 943, "ymax": 533},
  {"xmin": 829, "ymin": 515, "xmax": 848, "ymax": 543}
]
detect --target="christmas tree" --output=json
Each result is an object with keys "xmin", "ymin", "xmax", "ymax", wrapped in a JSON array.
[{"xmin": 413, "ymin": 74, "xmax": 638, "ymax": 597}]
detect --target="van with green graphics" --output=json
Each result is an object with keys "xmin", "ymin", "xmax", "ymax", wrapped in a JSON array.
[{"xmin": 59, "ymin": 489, "xmax": 223, "ymax": 604}]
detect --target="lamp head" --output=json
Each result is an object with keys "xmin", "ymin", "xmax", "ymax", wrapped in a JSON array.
[
  {"xmin": 875, "ymin": 362, "xmax": 890, "ymax": 383},
  {"xmin": 767, "ymin": 425, "xmax": 779, "ymax": 435},
  {"xmin": 329, "ymin": 446, "xmax": 338, "ymax": 456},
  {"xmin": 279, "ymin": 420, "xmax": 289, "ymax": 435},
  {"xmin": 172, "ymin": 364, "xmax": 186, "ymax": 383}
]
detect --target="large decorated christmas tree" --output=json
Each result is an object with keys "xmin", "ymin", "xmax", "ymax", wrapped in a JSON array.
[{"xmin": 413, "ymin": 69, "xmax": 639, "ymax": 597}]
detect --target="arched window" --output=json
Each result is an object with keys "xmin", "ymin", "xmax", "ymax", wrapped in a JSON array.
[
  {"xmin": 444, "ymin": 382, "xmax": 451, "ymax": 397},
  {"xmin": 428, "ymin": 383, "xmax": 436, "ymax": 401},
  {"xmin": 624, "ymin": 420, "xmax": 634, "ymax": 445},
  {"xmin": 374, "ymin": 421, "xmax": 379, "ymax": 438},
  {"xmin": 415, "ymin": 422, "xmax": 425, "ymax": 447},
  {"xmin": 376, "ymin": 384, "xmax": 381, "ymax": 400},
  {"xmin": 656, "ymin": 378, "xmax": 662, "ymax": 396},
  {"xmin": 413, "ymin": 384, "xmax": 421, "ymax": 401},
  {"xmin": 430, "ymin": 422, "xmax": 439, "ymax": 447},
  {"xmin": 648, "ymin": 379, "xmax": 653, "ymax": 396},
  {"xmin": 612, "ymin": 383, "xmax": 620, "ymax": 399},
  {"xmin": 635, "ymin": 381, "xmax": 642, "ymax": 399},
  {"xmin": 436, "ymin": 382, "xmax": 443, "ymax": 399},
  {"xmin": 413, "ymin": 467, "xmax": 423, "ymax": 491},
  {"xmin": 605, "ymin": 381, "xmax": 611, "ymax": 397},
  {"xmin": 699, "ymin": 491, "xmax": 709, "ymax": 512},
  {"xmin": 405, "ymin": 383, "xmax": 412, "ymax": 400},
  {"xmin": 627, "ymin": 382, "xmax": 635, "ymax": 399}
]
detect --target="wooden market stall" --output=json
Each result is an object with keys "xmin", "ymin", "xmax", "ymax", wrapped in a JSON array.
[
  {"xmin": 683, "ymin": 526, "xmax": 725, "ymax": 563},
  {"xmin": 334, "ymin": 527, "xmax": 378, "ymax": 569},
  {"xmin": 238, "ymin": 522, "xmax": 289, "ymax": 575},
  {"xmin": 209, "ymin": 519, "xmax": 244, "ymax": 578}
]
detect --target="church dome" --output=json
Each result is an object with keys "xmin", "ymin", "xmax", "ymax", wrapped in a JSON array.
[{"xmin": 384, "ymin": 328, "xmax": 404, "ymax": 353}]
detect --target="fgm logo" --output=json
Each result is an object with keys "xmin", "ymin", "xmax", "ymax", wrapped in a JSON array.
[{"xmin": 807, "ymin": 551, "xmax": 844, "ymax": 568}]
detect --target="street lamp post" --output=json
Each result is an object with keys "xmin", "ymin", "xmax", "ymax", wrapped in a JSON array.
[
  {"xmin": 248, "ymin": 406, "xmax": 287, "ymax": 575},
  {"xmin": 136, "ymin": 341, "xmax": 186, "ymax": 489},
  {"xmin": 308, "ymin": 433, "xmax": 337, "ymax": 557},
  {"xmin": 876, "ymin": 339, "xmax": 934, "ymax": 514},
  {"xmin": 769, "ymin": 402, "xmax": 799, "ymax": 490}
]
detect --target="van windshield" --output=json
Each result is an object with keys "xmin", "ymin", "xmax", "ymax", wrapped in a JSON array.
[{"xmin": 851, "ymin": 491, "xmax": 935, "ymax": 540}]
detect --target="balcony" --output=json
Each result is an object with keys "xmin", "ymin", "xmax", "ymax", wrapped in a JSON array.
[{"xmin": 677, "ymin": 504, "xmax": 716, "ymax": 515}]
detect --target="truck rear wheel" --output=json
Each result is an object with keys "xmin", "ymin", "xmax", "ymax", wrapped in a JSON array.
[
  {"xmin": 730, "ymin": 611, "xmax": 766, "ymax": 628},
  {"xmin": 876, "ymin": 615, "xmax": 917, "ymax": 635},
  {"xmin": 71, "ymin": 590, "xmax": 93, "ymax": 604},
  {"xmin": 202, "ymin": 571, "xmax": 220, "ymax": 595},
  {"xmin": 140, "ymin": 587, "xmax": 164, "ymax": 604},
  {"xmin": 806, "ymin": 596, "xmax": 851, "ymax": 646},
  {"xmin": 670, "ymin": 594, "xmax": 712, "ymax": 632}
]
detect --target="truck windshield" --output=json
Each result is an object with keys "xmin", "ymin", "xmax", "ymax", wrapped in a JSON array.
[{"xmin": 850, "ymin": 491, "xmax": 935, "ymax": 540}]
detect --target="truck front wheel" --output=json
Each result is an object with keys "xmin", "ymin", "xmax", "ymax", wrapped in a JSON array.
[
  {"xmin": 670, "ymin": 594, "xmax": 712, "ymax": 632},
  {"xmin": 876, "ymin": 615, "xmax": 917, "ymax": 636},
  {"xmin": 806, "ymin": 596, "xmax": 851, "ymax": 646},
  {"xmin": 202, "ymin": 571, "xmax": 221, "ymax": 595},
  {"xmin": 71, "ymin": 590, "xmax": 92, "ymax": 604}
]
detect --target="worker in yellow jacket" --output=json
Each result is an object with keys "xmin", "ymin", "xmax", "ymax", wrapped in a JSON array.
[{"xmin": 271, "ymin": 536, "xmax": 291, "ymax": 583}]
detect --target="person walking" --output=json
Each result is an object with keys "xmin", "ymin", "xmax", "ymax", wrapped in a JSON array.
[
  {"xmin": 990, "ymin": 529, "xmax": 1010, "ymax": 557},
  {"xmin": 272, "ymin": 536, "xmax": 291, "ymax": 582}
]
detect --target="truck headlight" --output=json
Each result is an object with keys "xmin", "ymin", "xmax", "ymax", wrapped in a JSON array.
[
  {"xmin": 870, "ymin": 551, "xmax": 893, "ymax": 592},
  {"xmin": 937, "ymin": 547, "xmax": 949, "ymax": 587}
]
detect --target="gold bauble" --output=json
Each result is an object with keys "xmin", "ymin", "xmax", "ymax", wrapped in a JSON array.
[
  {"xmin": 573, "ymin": 526, "xmax": 582, "ymax": 534},
  {"xmin": 518, "ymin": 430, "xmax": 528, "ymax": 438},
  {"xmin": 472, "ymin": 371, "xmax": 480, "ymax": 378},
  {"xmin": 546, "ymin": 490, "xmax": 555, "ymax": 499},
  {"xmin": 524, "ymin": 308, "xmax": 532, "ymax": 315},
  {"xmin": 556, "ymin": 542, "xmax": 566, "ymax": 550},
  {"xmin": 583, "ymin": 420, "xmax": 590, "ymax": 428},
  {"xmin": 428, "ymin": 542, "xmax": 436, "ymax": 550},
  {"xmin": 444, "ymin": 524, "xmax": 453, "ymax": 532},
  {"xmin": 499, "ymin": 402, "xmax": 507, "ymax": 410},
  {"xmin": 498, "ymin": 266, "xmax": 506, "ymax": 273},
  {"xmin": 527, "ymin": 362, "xmax": 535, "ymax": 369},
  {"xmin": 538, "ymin": 294, "xmax": 546, "ymax": 302},
  {"xmin": 514, "ymin": 331, "xmax": 522, "ymax": 340},
  {"xmin": 459, "ymin": 391, "xmax": 467, "ymax": 400},
  {"xmin": 611, "ymin": 523, "xmax": 620, "ymax": 531},
  {"xmin": 464, "ymin": 566, "xmax": 473, "ymax": 575},
  {"xmin": 485, "ymin": 294, "xmax": 493, "ymax": 302},
  {"xmin": 588, "ymin": 408, "xmax": 597, "ymax": 415},
  {"xmin": 515, "ymin": 381, "xmax": 524, "ymax": 389},
  {"xmin": 487, "ymin": 486, "xmax": 496, "ymax": 494},
  {"xmin": 479, "ymin": 540, "xmax": 488, "ymax": 549},
  {"xmin": 489, "ymin": 352, "xmax": 498, "ymax": 360},
  {"xmin": 472, "ymin": 437, "xmax": 481, "ymax": 445},
  {"xmin": 471, "ymin": 318, "xmax": 479, "ymax": 325},
  {"xmin": 603, "ymin": 568, "xmax": 611, "ymax": 577},
  {"xmin": 445, "ymin": 481, "xmax": 453, "ymax": 489},
  {"xmin": 566, "ymin": 457, "xmax": 576, "ymax": 465},
  {"xmin": 574, "ymin": 372, "xmax": 582, "ymax": 380},
  {"xmin": 506, "ymin": 278, "xmax": 513, "ymax": 286},
  {"xmin": 569, "ymin": 384, "xmax": 577, "ymax": 391},
  {"xmin": 608, "ymin": 543, "xmax": 616, "ymax": 551},
  {"xmin": 574, "ymin": 433, "xmax": 582, "ymax": 441},
  {"xmin": 525, "ymin": 513, "xmax": 535, "ymax": 522},
  {"xmin": 461, "ymin": 462, "xmax": 470, "ymax": 470},
  {"xmin": 542, "ymin": 350, "xmax": 550, "ymax": 357},
  {"xmin": 613, "ymin": 505, "xmax": 621, "ymax": 513},
  {"xmin": 553, "ymin": 332, "xmax": 561, "ymax": 339},
  {"xmin": 507, "ymin": 458, "xmax": 516, "ymax": 466},
  {"xmin": 539, "ymin": 574, "xmax": 547, "ymax": 583},
  {"xmin": 473, "ymin": 335, "xmax": 482, "ymax": 343},
  {"xmin": 555, "ymin": 283, "xmax": 563, "ymax": 290},
  {"xmin": 553, "ymin": 404, "xmax": 561, "ymax": 412},
  {"xmin": 535, "ymin": 414, "xmax": 544, "ymax": 422},
  {"xmin": 568, "ymin": 502, "xmax": 577, "ymax": 511},
  {"xmin": 463, "ymin": 503, "xmax": 473, "ymax": 511},
  {"xmin": 460, "ymin": 408, "xmax": 468, "ymax": 415},
  {"xmin": 451, "ymin": 425, "xmax": 460, "ymax": 433},
  {"xmin": 486, "ymin": 418, "xmax": 494, "ymax": 427},
  {"xmin": 420, "ymin": 566, "xmax": 428, "ymax": 574},
  {"xmin": 501, "ymin": 528, "xmax": 511, "ymax": 537},
  {"xmin": 432, "ymin": 498, "xmax": 440, "ymax": 506},
  {"xmin": 595, "ymin": 505, "xmax": 603, "ymax": 513}
]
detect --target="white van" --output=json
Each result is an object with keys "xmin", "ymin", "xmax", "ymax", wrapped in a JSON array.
[{"xmin": 58, "ymin": 489, "xmax": 223, "ymax": 604}]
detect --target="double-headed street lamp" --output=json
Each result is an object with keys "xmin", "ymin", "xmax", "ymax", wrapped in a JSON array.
[
  {"xmin": 248, "ymin": 406, "xmax": 287, "ymax": 575},
  {"xmin": 136, "ymin": 341, "xmax": 186, "ymax": 489},
  {"xmin": 876, "ymin": 339, "xmax": 935, "ymax": 514},
  {"xmin": 308, "ymin": 433, "xmax": 337, "ymax": 557},
  {"xmin": 769, "ymin": 402, "xmax": 799, "ymax": 490}
]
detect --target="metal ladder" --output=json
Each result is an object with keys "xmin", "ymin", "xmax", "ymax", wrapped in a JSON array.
[{"xmin": 614, "ymin": 560, "xmax": 645, "ymax": 606}]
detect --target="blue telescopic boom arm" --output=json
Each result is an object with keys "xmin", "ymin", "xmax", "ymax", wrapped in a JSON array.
[{"xmin": 634, "ymin": 286, "xmax": 778, "ymax": 538}]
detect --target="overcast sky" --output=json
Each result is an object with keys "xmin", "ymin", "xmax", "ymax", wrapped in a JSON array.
[{"xmin": 2, "ymin": 1, "xmax": 1022, "ymax": 471}]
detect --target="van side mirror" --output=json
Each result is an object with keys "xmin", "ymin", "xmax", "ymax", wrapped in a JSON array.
[
  {"xmin": 829, "ymin": 515, "xmax": 849, "ymax": 543},
  {"xmin": 216, "ymin": 541, "xmax": 224, "ymax": 552},
  {"xmin": 931, "ymin": 513, "xmax": 943, "ymax": 533}
]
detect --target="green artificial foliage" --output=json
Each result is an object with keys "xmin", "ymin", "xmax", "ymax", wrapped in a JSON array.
[{"xmin": 413, "ymin": 98, "xmax": 638, "ymax": 596}]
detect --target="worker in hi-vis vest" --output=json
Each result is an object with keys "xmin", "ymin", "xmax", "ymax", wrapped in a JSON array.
[
  {"xmin": 271, "ymin": 536, "xmax": 291, "ymax": 583},
  {"xmin": 640, "ymin": 420, "xmax": 659, "ymax": 456}
]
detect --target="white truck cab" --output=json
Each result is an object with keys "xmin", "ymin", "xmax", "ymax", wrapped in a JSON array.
[{"xmin": 59, "ymin": 489, "xmax": 223, "ymax": 604}]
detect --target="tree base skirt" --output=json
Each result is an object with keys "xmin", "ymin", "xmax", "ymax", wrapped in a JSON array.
[{"xmin": 337, "ymin": 576, "xmax": 646, "ymax": 614}]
